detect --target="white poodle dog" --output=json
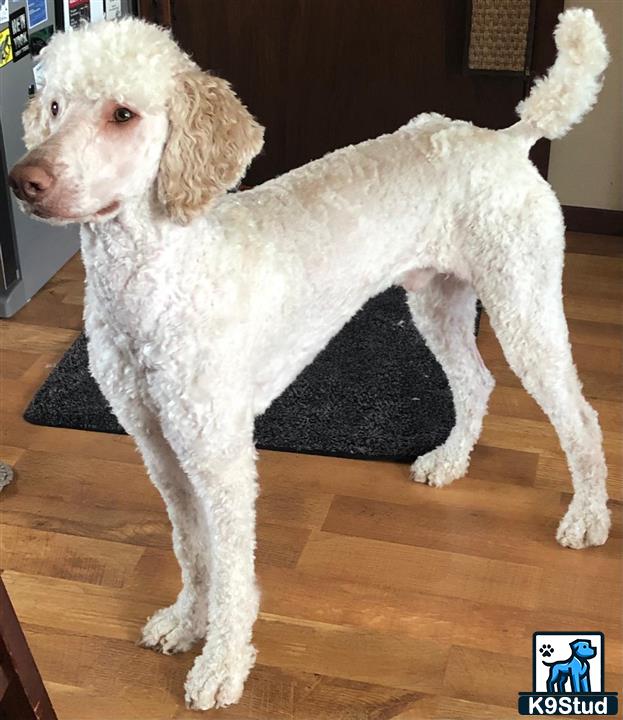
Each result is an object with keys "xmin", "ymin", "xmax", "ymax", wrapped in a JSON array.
[{"xmin": 10, "ymin": 9, "xmax": 611, "ymax": 710}]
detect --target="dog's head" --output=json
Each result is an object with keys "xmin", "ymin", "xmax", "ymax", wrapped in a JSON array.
[
  {"xmin": 9, "ymin": 19, "xmax": 264, "ymax": 225},
  {"xmin": 570, "ymin": 640, "xmax": 597, "ymax": 660}
]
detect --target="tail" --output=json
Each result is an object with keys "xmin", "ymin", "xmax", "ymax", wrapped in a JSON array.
[{"xmin": 510, "ymin": 8, "xmax": 609, "ymax": 145}]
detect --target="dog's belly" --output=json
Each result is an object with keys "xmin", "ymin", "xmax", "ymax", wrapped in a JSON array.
[
  {"xmin": 250, "ymin": 266, "xmax": 435, "ymax": 415},
  {"xmin": 400, "ymin": 268, "xmax": 436, "ymax": 292}
]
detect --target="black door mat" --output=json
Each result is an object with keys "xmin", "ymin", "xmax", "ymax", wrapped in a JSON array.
[{"xmin": 24, "ymin": 286, "xmax": 456, "ymax": 462}]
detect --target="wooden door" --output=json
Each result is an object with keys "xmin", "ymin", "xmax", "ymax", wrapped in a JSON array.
[{"xmin": 149, "ymin": 0, "xmax": 562, "ymax": 183}]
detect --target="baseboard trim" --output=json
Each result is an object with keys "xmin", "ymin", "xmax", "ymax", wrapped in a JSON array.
[{"xmin": 562, "ymin": 205, "xmax": 623, "ymax": 237}]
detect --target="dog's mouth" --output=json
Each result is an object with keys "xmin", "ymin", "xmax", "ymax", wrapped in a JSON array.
[
  {"xmin": 25, "ymin": 199, "xmax": 120, "ymax": 223},
  {"xmin": 95, "ymin": 200, "xmax": 120, "ymax": 217},
  {"xmin": 27, "ymin": 203, "xmax": 78, "ymax": 224},
  {"xmin": 30, "ymin": 205, "xmax": 56, "ymax": 219}
]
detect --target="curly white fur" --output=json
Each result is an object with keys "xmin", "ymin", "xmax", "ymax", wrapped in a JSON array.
[
  {"xmin": 515, "ymin": 8, "xmax": 610, "ymax": 141},
  {"xmin": 9, "ymin": 10, "xmax": 611, "ymax": 711}
]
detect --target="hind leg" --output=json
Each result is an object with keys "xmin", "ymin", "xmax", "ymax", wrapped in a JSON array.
[
  {"xmin": 406, "ymin": 274, "xmax": 495, "ymax": 487},
  {"xmin": 478, "ymin": 247, "xmax": 610, "ymax": 548}
]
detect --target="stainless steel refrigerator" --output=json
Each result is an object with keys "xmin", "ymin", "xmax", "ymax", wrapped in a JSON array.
[{"xmin": 0, "ymin": 0, "xmax": 136, "ymax": 318}]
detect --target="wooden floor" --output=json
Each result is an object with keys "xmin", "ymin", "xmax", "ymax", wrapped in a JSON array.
[{"xmin": 1, "ymin": 232, "xmax": 621, "ymax": 720}]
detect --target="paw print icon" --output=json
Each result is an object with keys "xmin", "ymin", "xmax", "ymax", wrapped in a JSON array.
[{"xmin": 539, "ymin": 643, "xmax": 554, "ymax": 658}]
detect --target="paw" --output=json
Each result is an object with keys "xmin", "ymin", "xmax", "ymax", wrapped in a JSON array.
[
  {"xmin": 539, "ymin": 643, "xmax": 554, "ymax": 658},
  {"xmin": 556, "ymin": 503, "xmax": 610, "ymax": 549},
  {"xmin": 140, "ymin": 604, "xmax": 207, "ymax": 655},
  {"xmin": 184, "ymin": 644, "xmax": 256, "ymax": 710},
  {"xmin": 411, "ymin": 446, "xmax": 468, "ymax": 488}
]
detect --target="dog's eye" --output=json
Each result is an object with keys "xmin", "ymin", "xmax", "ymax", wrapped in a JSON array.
[
  {"xmin": 51, "ymin": 101, "xmax": 59, "ymax": 117},
  {"xmin": 113, "ymin": 107, "xmax": 135, "ymax": 123}
]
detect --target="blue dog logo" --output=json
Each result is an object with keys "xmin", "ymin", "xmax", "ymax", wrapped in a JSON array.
[
  {"xmin": 518, "ymin": 632, "xmax": 619, "ymax": 716},
  {"xmin": 543, "ymin": 639, "xmax": 596, "ymax": 693}
]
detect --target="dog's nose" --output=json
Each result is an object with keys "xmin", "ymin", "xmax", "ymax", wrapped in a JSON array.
[{"xmin": 8, "ymin": 164, "xmax": 54, "ymax": 202}]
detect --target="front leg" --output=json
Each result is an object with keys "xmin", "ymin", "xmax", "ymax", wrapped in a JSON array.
[
  {"xmin": 87, "ymin": 328, "xmax": 210, "ymax": 653},
  {"xmin": 570, "ymin": 670, "xmax": 583, "ymax": 694},
  {"xmin": 160, "ymin": 400, "xmax": 259, "ymax": 710},
  {"xmin": 186, "ymin": 451, "xmax": 259, "ymax": 709}
]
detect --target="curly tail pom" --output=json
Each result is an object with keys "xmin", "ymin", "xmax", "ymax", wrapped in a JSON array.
[{"xmin": 514, "ymin": 8, "xmax": 609, "ymax": 142}]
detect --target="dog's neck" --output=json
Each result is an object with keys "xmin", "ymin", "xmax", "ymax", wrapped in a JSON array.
[
  {"xmin": 103, "ymin": 194, "xmax": 158, "ymax": 235},
  {"xmin": 81, "ymin": 194, "xmax": 170, "ymax": 259},
  {"xmin": 79, "ymin": 194, "xmax": 189, "ymax": 325}
]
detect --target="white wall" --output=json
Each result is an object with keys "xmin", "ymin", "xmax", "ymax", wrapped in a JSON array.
[{"xmin": 547, "ymin": 0, "xmax": 622, "ymax": 210}]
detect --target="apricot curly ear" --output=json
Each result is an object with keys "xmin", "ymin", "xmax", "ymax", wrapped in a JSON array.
[{"xmin": 157, "ymin": 69, "xmax": 264, "ymax": 224}]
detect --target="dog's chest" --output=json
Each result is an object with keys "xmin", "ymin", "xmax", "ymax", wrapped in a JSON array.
[
  {"xmin": 91, "ymin": 273, "xmax": 166, "ymax": 336},
  {"xmin": 81, "ymin": 227, "xmax": 179, "ymax": 347}
]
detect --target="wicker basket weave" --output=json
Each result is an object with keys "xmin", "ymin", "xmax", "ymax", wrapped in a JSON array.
[{"xmin": 468, "ymin": 0, "xmax": 533, "ymax": 73}]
